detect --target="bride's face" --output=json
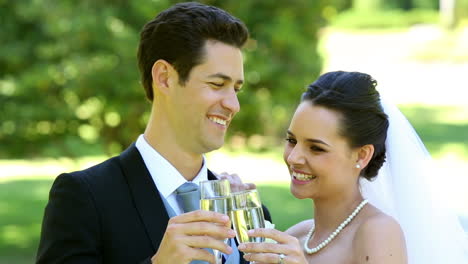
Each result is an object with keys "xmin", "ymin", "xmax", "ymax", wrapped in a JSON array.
[{"xmin": 283, "ymin": 102, "xmax": 360, "ymax": 200}]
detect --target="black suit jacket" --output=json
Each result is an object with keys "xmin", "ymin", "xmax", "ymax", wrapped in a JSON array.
[{"xmin": 36, "ymin": 144, "xmax": 271, "ymax": 264}]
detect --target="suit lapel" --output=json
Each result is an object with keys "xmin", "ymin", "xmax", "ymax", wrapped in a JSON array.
[
  {"xmin": 119, "ymin": 146, "xmax": 221, "ymax": 253},
  {"xmin": 119, "ymin": 144, "xmax": 169, "ymax": 251},
  {"xmin": 207, "ymin": 170, "xmax": 217, "ymax": 180}
]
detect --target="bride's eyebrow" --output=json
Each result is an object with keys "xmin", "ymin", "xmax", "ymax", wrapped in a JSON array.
[
  {"xmin": 286, "ymin": 130, "xmax": 295, "ymax": 137},
  {"xmin": 306, "ymin": 138, "xmax": 329, "ymax": 146},
  {"xmin": 287, "ymin": 130, "xmax": 329, "ymax": 146}
]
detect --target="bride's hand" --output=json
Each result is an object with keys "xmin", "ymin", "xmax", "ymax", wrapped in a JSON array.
[
  {"xmin": 238, "ymin": 228, "xmax": 308, "ymax": 264},
  {"xmin": 216, "ymin": 172, "xmax": 256, "ymax": 193}
]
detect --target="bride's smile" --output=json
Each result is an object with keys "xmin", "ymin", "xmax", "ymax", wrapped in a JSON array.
[{"xmin": 283, "ymin": 102, "xmax": 365, "ymax": 201}]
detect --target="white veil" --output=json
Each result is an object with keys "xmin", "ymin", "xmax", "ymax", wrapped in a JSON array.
[{"xmin": 359, "ymin": 97, "xmax": 468, "ymax": 264}]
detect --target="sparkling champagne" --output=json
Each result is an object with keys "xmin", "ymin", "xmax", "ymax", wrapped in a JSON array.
[
  {"xmin": 231, "ymin": 206, "xmax": 265, "ymax": 243},
  {"xmin": 200, "ymin": 197, "xmax": 229, "ymax": 214}
]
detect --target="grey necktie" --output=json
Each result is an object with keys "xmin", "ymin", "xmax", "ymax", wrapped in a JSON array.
[
  {"xmin": 175, "ymin": 182, "xmax": 207, "ymax": 264},
  {"xmin": 175, "ymin": 182, "xmax": 200, "ymax": 213}
]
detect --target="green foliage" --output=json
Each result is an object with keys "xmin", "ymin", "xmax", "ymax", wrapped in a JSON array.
[
  {"xmin": 0, "ymin": 0, "xmax": 324, "ymax": 158},
  {"xmin": 352, "ymin": 0, "xmax": 438, "ymax": 11},
  {"xmin": 328, "ymin": 0, "xmax": 353, "ymax": 11},
  {"xmin": 457, "ymin": 0, "xmax": 468, "ymax": 19},
  {"xmin": 411, "ymin": 0, "xmax": 438, "ymax": 10},
  {"xmin": 206, "ymin": 0, "xmax": 325, "ymax": 139},
  {"xmin": 353, "ymin": 0, "xmax": 386, "ymax": 12}
]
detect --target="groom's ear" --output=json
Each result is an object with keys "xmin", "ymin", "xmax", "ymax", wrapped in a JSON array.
[
  {"xmin": 151, "ymin": 59, "xmax": 177, "ymax": 96},
  {"xmin": 356, "ymin": 144, "xmax": 374, "ymax": 169}
]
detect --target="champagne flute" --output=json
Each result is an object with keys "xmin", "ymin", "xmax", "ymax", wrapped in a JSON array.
[
  {"xmin": 199, "ymin": 179, "xmax": 231, "ymax": 264},
  {"xmin": 230, "ymin": 189, "xmax": 266, "ymax": 264}
]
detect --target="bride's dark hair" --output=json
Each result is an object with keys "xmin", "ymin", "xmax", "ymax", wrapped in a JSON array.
[{"xmin": 301, "ymin": 71, "xmax": 388, "ymax": 180}]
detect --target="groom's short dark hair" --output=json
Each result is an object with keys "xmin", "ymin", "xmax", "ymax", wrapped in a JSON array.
[{"xmin": 137, "ymin": 2, "xmax": 249, "ymax": 101}]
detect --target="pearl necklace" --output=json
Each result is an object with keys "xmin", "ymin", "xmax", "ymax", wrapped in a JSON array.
[{"xmin": 304, "ymin": 199, "xmax": 368, "ymax": 254}]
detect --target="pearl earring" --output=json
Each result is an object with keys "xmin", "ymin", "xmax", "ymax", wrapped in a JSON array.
[{"xmin": 355, "ymin": 164, "xmax": 361, "ymax": 169}]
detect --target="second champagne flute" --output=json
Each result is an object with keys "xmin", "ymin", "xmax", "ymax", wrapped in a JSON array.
[
  {"xmin": 230, "ymin": 189, "xmax": 266, "ymax": 244},
  {"xmin": 199, "ymin": 179, "xmax": 231, "ymax": 264}
]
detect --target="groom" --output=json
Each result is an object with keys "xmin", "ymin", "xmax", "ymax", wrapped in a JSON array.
[{"xmin": 36, "ymin": 2, "xmax": 270, "ymax": 264}]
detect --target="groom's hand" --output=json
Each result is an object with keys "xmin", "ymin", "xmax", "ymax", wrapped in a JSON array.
[
  {"xmin": 151, "ymin": 210, "xmax": 236, "ymax": 264},
  {"xmin": 217, "ymin": 172, "xmax": 256, "ymax": 193}
]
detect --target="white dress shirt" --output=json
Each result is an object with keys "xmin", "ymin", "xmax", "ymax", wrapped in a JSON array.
[
  {"xmin": 135, "ymin": 134, "xmax": 208, "ymax": 215},
  {"xmin": 136, "ymin": 135, "xmax": 238, "ymax": 262}
]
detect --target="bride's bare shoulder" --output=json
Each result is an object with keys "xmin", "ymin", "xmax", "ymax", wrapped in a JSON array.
[
  {"xmin": 356, "ymin": 211, "xmax": 404, "ymax": 240},
  {"xmin": 285, "ymin": 219, "xmax": 314, "ymax": 238},
  {"xmin": 352, "ymin": 208, "xmax": 407, "ymax": 263}
]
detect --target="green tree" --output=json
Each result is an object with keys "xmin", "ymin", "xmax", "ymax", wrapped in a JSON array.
[
  {"xmin": 208, "ymin": 0, "xmax": 325, "ymax": 141},
  {"xmin": 0, "ymin": 0, "xmax": 324, "ymax": 158}
]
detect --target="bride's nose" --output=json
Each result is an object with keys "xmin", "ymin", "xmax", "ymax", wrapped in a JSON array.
[{"xmin": 286, "ymin": 145, "xmax": 306, "ymax": 165}]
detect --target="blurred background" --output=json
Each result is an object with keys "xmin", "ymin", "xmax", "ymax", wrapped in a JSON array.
[{"xmin": 1, "ymin": 0, "xmax": 467, "ymax": 263}]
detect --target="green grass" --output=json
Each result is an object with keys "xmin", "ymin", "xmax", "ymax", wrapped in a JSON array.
[
  {"xmin": 0, "ymin": 177, "xmax": 53, "ymax": 264},
  {"xmin": 409, "ymin": 28, "xmax": 468, "ymax": 63},
  {"xmin": 257, "ymin": 183, "xmax": 313, "ymax": 231},
  {"xmin": 400, "ymin": 105, "xmax": 468, "ymax": 159}
]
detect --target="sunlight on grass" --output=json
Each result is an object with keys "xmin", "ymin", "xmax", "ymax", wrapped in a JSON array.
[
  {"xmin": 321, "ymin": 27, "xmax": 468, "ymax": 107},
  {"xmin": 431, "ymin": 107, "xmax": 468, "ymax": 125},
  {"xmin": 0, "ymin": 256, "xmax": 33, "ymax": 264},
  {"xmin": 437, "ymin": 144, "xmax": 468, "ymax": 160},
  {"xmin": 206, "ymin": 149, "xmax": 290, "ymax": 184},
  {"xmin": 0, "ymin": 223, "xmax": 40, "ymax": 264},
  {"xmin": 399, "ymin": 105, "xmax": 468, "ymax": 160},
  {"xmin": 0, "ymin": 178, "xmax": 53, "ymax": 260},
  {"xmin": 410, "ymin": 26, "xmax": 468, "ymax": 63},
  {"xmin": 1, "ymin": 225, "xmax": 30, "ymax": 248},
  {"xmin": 401, "ymin": 104, "xmax": 468, "ymax": 125},
  {"xmin": 257, "ymin": 183, "xmax": 313, "ymax": 231},
  {"xmin": 0, "ymin": 156, "xmax": 107, "ymax": 181},
  {"xmin": 0, "ymin": 202, "xmax": 8, "ymax": 215}
]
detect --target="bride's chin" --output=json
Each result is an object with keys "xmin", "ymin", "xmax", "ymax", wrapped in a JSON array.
[{"xmin": 290, "ymin": 188, "xmax": 315, "ymax": 200}]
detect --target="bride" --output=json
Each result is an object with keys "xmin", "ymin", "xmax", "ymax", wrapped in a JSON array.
[{"xmin": 236, "ymin": 71, "xmax": 468, "ymax": 264}]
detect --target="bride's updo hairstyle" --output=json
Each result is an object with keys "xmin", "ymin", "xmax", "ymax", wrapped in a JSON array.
[{"xmin": 301, "ymin": 71, "xmax": 389, "ymax": 180}]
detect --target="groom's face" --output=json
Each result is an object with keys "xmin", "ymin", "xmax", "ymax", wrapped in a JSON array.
[
  {"xmin": 165, "ymin": 40, "xmax": 244, "ymax": 154},
  {"xmin": 283, "ymin": 102, "xmax": 360, "ymax": 200}
]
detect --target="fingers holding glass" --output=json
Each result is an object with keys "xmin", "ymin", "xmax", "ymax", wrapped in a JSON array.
[
  {"xmin": 217, "ymin": 172, "xmax": 256, "ymax": 192},
  {"xmin": 238, "ymin": 228, "xmax": 307, "ymax": 264},
  {"xmin": 243, "ymin": 252, "xmax": 287, "ymax": 264}
]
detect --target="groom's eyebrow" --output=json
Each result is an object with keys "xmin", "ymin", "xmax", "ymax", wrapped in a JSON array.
[{"xmin": 207, "ymin": 73, "xmax": 244, "ymax": 85}]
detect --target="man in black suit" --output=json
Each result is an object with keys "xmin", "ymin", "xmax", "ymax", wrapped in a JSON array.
[{"xmin": 36, "ymin": 2, "xmax": 270, "ymax": 264}]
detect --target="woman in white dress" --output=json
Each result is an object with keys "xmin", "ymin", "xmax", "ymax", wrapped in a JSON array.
[{"xmin": 236, "ymin": 71, "xmax": 468, "ymax": 264}]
